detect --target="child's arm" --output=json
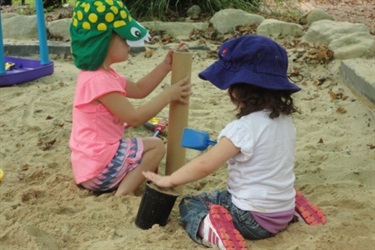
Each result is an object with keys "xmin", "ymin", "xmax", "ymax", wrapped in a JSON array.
[
  {"xmin": 98, "ymin": 76, "xmax": 191, "ymax": 127},
  {"xmin": 142, "ymin": 137, "xmax": 241, "ymax": 188},
  {"xmin": 125, "ymin": 62, "xmax": 170, "ymax": 98},
  {"xmin": 126, "ymin": 44, "xmax": 186, "ymax": 98}
]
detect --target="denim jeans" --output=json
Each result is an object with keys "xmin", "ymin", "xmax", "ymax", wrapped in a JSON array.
[{"xmin": 178, "ymin": 190, "xmax": 274, "ymax": 245}]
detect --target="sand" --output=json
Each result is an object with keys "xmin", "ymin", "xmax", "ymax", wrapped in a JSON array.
[{"xmin": 0, "ymin": 43, "xmax": 374, "ymax": 250}]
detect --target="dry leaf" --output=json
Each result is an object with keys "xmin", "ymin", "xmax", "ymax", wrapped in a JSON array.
[
  {"xmin": 144, "ymin": 47, "xmax": 153, "ymax": 58},
  {"xmin": 336, "ymin": 107, "xmax": 347, "ymax": 114}
]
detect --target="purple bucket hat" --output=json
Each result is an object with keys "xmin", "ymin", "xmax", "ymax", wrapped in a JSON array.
[{"xmin": 199, "ymin": 35, "xmax": 301, "ymax": 93}]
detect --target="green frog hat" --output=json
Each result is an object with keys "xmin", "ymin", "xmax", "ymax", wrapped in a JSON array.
[{"xmin": 70, "ymin": 0, "xmax": 150, "ymax": 70}]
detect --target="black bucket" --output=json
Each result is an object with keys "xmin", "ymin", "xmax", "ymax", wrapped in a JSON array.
[{"xmin": 135, "ymin": 181, "xmax": 179, "ymax": 230}]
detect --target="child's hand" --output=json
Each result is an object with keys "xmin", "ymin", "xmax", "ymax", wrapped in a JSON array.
[
  {"xmin": 164, "ymin": 76, "xmax": 191, "ymax": 104},
  {"xmin": 142, "ymin": 171, "xmax": 175, "ymax": 188},
  {"xmin": 163, "ymin": 43, "xmax": 189, "ymax": 70}
]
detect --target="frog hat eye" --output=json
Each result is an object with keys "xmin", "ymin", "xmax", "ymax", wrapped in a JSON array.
[
  {"xmin": 131, "ymin": 27, "xmax": 141, "ymax": 38},
  {"xmin": 124, "ymin": 21, "xmax": 151, "ymax": 47}
]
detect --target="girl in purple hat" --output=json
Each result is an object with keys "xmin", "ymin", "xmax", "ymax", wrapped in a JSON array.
[{"xmin": 143, "ymin": 35, "xmax": 302, "ymax": 249}]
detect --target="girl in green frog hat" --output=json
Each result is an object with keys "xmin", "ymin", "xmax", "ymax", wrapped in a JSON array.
[{"xmin": 69, "ymin": 0, "xmax": 191, "ymax": 196}]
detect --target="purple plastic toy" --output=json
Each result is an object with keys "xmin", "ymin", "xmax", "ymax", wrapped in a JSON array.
[
  {"xmin": 0, "ymin": 56, "xmax": 54, "ymax": 87},
  {"xmin": 0, "ymin": 0, "xmax": 54, "ymax": 87}
]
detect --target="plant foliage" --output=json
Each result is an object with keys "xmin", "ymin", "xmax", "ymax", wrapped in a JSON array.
[{"xmin": 123, "ymin": 0, "xmax": 263, "ymax": 21}]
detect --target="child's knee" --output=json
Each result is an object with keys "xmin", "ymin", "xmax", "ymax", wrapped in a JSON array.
[
  {"xmin": 144, "ymin": 138, "xmax": 166, "ymax": 163},
  {"xmin": 153, "ymin": 137, "xmax": 166, "ymax": 155}
]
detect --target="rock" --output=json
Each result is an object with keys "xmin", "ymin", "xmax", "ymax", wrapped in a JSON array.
[
  {"xmin": 2, "ymin": 14, "xmax": 39, "ymax": 40},
  {"xmin": 329, "ymin": 33, "xmax": 375, "ymax": 59},
  {"xmin": 142, "ymin": 21, "xmax": 208, "ymax": 40},
  {"xmin": 47, "ymin": 19, "xmax": 71, "ymax": 42},
  {"xmin": 1, "ymin": 13, "xmax": 18, "ymax": 20},
  {"xmin": 300, "ymin": 8, "xmax": 334, "ymax": 26},
  {"xmin": 302, "ymin": 20, "xmax": 375, "ymax": 59},
  {"xmin": 186, "ymin": 5, "xmax": 201, "ymax": 19},
  {"xmin": 209, "ymin": 9, "xmax": 264, "ymax": 34},
  {"xmin": 303, "ymin": 20, "xmax": 370, "ymax": 44},
  {"xmin": 257, "ymin": 19, "xmax": 304, "ymax": 38},
  {"xmin": 340, "ymin": 59, "xmax": 375, "ymax": 103}
]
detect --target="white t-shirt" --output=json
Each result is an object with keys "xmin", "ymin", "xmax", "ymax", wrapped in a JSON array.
[{"xmin": 218, "ymin": 110, "xmax": 296, "ymax": 213}]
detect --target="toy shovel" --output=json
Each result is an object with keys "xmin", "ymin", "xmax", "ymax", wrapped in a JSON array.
[
  {"xmin": 144, "ymin": 117, "xmax": 168, "ymax": 137},
  {"xmin": 181, "ymin": 128, "xmax": 217, "ymax": 151}
]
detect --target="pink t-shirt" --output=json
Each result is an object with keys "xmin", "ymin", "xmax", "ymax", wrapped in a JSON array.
[{"xmin": 69, "ymin": 68, "xmax": 127, "ymax": 184}]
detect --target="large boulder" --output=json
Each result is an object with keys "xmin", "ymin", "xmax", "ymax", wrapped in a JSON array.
[
  {"xmin": 209, "ymin": 9, "xmax": 264, "ymax": 34},
  {"xmin": 142, "ymin": 21, "xmax": 208, "ymax": 39},
  {"xmin": 299, "ymin": 8, "xmax": 334, "ymax": 26},
  {"xmin": 47, "ymin": 18, "xmax": 71, "ymax": 42},
  {"xmin": 257, "ymin": 19, "xmax": 304, "ymax": 38},
  {"xmin": 302, "ymin": 20, "xmax": 375, "ymax": 59},
  {"xmin": 2, "ymin": 14, "xmax": 39, "ymax": 40}
]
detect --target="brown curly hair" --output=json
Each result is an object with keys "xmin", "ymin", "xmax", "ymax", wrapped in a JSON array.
[{"xmin": 228, "ymin": 83, "xmax": 299, "ymax": 119}]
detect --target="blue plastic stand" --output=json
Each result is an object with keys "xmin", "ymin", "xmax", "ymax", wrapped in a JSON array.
[{"xmin": 0, "ymin": 0, "xmax": 54, "ymax": 86}]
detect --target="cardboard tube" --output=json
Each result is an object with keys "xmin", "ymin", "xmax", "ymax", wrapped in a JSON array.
[{"xmin": 165, "ymin": 51, "xmax": 192, "ymax": 190}]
